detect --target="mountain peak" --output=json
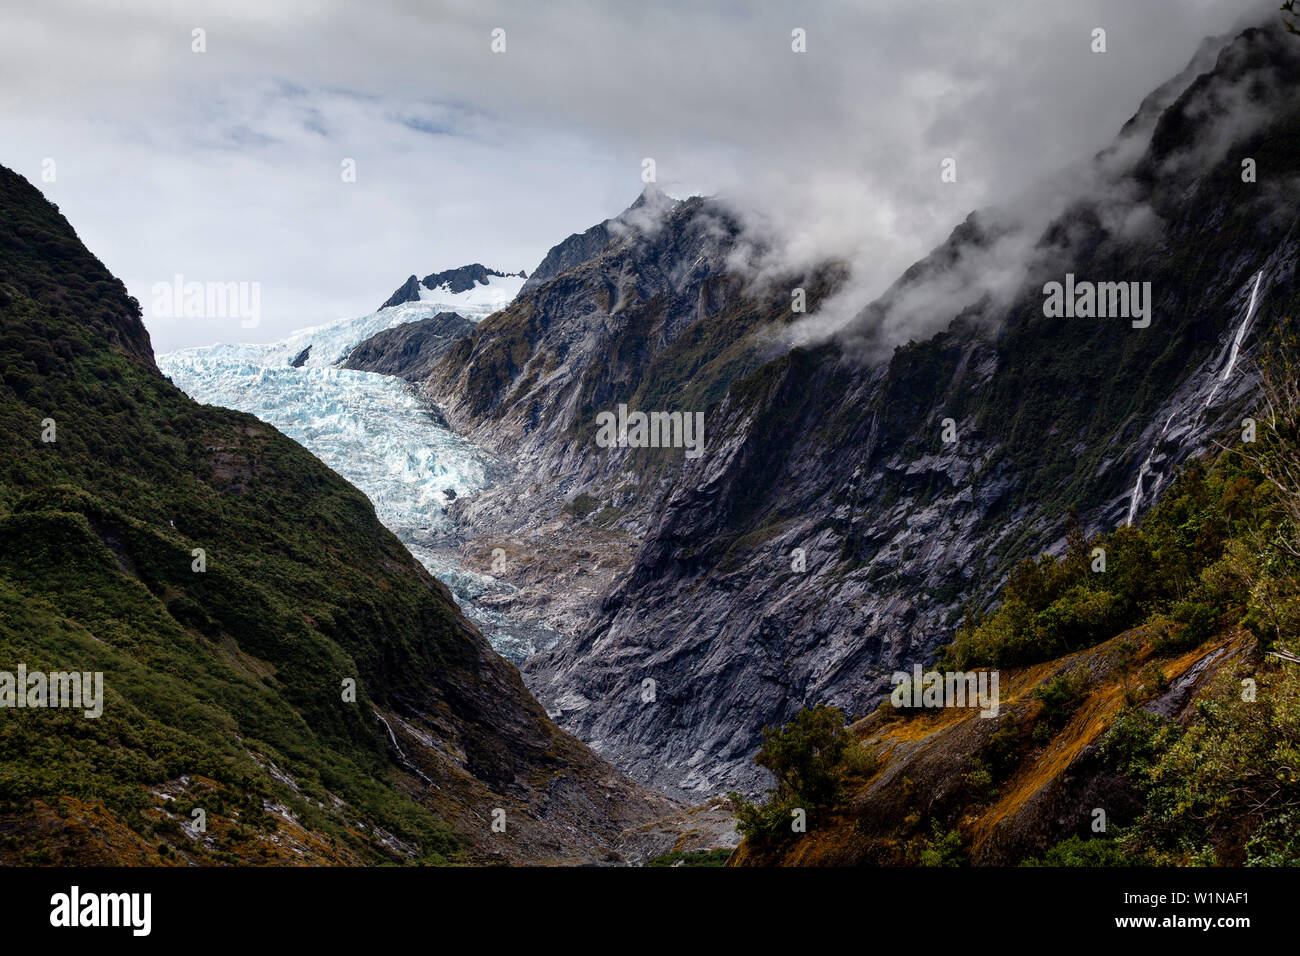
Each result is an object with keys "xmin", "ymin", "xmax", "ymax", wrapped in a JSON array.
[
  {"xmin": 519, "ymin": 187, "xmax": 686, "ymax": 295},
  {"xmin": 380, "ymin": 263, "xmax": 526, "ymax": 311},
  {"xmin": 629, "ymin": 182, "xmax": 673, "ymax": 210}
]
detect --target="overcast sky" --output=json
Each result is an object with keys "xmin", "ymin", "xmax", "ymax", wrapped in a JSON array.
[{"xmin": 0, "ymin": 0, "xmax": 1273, "ymax": 352}]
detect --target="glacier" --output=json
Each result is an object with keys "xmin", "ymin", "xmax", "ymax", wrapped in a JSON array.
[
  {"xmin": 162, "ymin": 272, "xmax": 525, "ymax": 369},
  {"xmin": 157, "ymin": 275, "xmax": 559, "ymax": 663}
]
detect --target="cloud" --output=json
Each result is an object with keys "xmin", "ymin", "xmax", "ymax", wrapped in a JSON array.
[
  {"xmin": 0, "ymin": 0, "xmax": 1275, "ymax": 352},
  {"xmin": 780, "ymin": 7, "xmax": 1290, "ymax": 361}
]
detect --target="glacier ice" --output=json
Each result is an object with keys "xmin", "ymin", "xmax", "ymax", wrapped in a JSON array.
[
  {"xmin": 163, "ymin": 273, "xmax": 524, "ymax": 370},
  {"xmin": 161, "ymin": 358, "xmax": 491, "ymax": 530},
  {"xmin": 157, "ymin": 277, "xmax": 559, "ymax": 664}
]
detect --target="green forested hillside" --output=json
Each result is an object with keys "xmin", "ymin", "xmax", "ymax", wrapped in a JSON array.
[{"xmin": 0, "ymin": 165, "xmax": 663, "ymax": 865}]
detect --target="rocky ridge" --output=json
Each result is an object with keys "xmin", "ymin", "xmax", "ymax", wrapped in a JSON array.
[{"xmin": 414, "ymin": 23, "xmax": 1300, "ymax": 800}]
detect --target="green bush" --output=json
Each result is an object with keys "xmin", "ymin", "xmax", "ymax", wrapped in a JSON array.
[
  {"xmin": 942, "ymin": 455, "xmax": 1261, "ymax": 670},
  {"xmin": 916, "ymin": 822, "xmax": 964, "ymax": 867},
  {"xmin": 1152, "ymin": 601, "xmax": 1220, "ymax": 655},
  {"xmin": 732, "ymin": 705, "xmax": 852, "ymax": 842},
  {"xmin": 1032, "ymin": 668, "xmax": 1090, "ymax": 731},
  {"xmin": 1024, "ymin": 833, "xmax": 1140, "ymax": 866},
  {"xmin": 1126, "ymin": 665, "xmax": 1300, "ymax": 864}
]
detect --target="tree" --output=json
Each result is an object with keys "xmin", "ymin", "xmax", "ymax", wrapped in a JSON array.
[
  {"xmin": 731, "ymin": 705, "xmax": 852, "ymax": 841},
  {"xmin": 753, "ymin": 704, "xmax": 851, "ymax": 807}
]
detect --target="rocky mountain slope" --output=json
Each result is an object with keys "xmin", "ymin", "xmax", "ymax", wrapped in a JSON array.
[
  {"xmin": 518, "ymin": 187, "xmax": 678, "ymax": 296},
  {"xmin": 733, "ymin": 438, "xmax": 1300, "ymax": 866},
  {"xmin": 339, "ymin": 310, "xmax": 475, "ymax": 382},
  {"xmin": 0, "ymin": 164, "xmax": 675, "ymax": 865},
  {"xmin": 734, "ymin": 624, "xmax": 1260, "ymax": 866},
  {"xmin": 422, "ymin": 185, "xmax": 843, "ymax": 666},
  {"xmin": 414, "ymin": 21, "xmax": 1300, "ymax": 801}
]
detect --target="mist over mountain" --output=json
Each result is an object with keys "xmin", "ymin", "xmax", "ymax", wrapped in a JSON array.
[{"xmin": 412, "ymin": 20, "xmax": 1300, "ymax": 798}]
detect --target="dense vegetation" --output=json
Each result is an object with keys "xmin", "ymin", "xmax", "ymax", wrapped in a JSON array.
[
  {"xmin": 939, "ymin": 453, "xmax": 1270, "ymax": 671},
  {"xmin": 734, "ymin": 336, "xmax": 1300, "ymax": 865},
  {"xmin": 730, "ymin": 704, "xmax": 876, "ymax": 840},
  {"xmin": 0, "ymin": 165, "xmax": 583, "ymax": 864}
]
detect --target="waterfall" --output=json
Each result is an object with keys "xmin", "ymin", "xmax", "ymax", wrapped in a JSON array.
[
  {"xmin": 1202, "ymin": 270, "xmax": 1264, "ymax": 410},
  {"xmin": 375, "ymin": 710, "xmax": 435, "ymax": 786},
  {"xmin": 1127, "ymin": 270, "xmax": 1264, "ymax": 526},
  {"xmin": 1125, "ymin": 411, "xmax": 1176, "ymax": 526}
]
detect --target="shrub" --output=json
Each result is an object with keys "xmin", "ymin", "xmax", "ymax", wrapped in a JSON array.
[
  {"xmin": 1152, "ymin": 600, "xmax": 1219, "ymax": 655},
  {"xmin": 1032, "ymin": 668, "xmax": 1089, "ymax": 731},
  {"xmin": 732, "ymin": 705, "xmax": 853, "ymax": 841},
  {"xmin": 565, "ymin": 493, "xmax": 600, "ymax": 517},
  {"xmin": 1127, "ymin": 665, "xmax": 1300, "ymax": 864},
  {"xmin": 1024, "ymin": 833, "xmax": 1140, "ymax": 866},
  {"xmin": 1245, "ymin": 812, "xmax": 1300, "ymax": 866},
  {"xmin": 943, "ymin": 453, "xmax": 1260, "ymax": 670},
  {"xmin": 915, "ymin": 822, "xmax": 964, "ymax": 867},
  {"xmin": 752, "ymin": 705, "xmax": 850, "ymax": 807}
]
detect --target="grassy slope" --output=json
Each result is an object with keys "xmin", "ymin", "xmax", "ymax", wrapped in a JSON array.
[{"xmin": 0, "ymin": 166, "xmax": 657, "ymax": 865}]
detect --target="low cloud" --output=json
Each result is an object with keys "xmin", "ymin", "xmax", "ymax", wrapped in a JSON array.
[
  {"xmin": 775, "ymin": 9, "xmax": 1286, "ymax": 363},
  {"xmin": 0, "ymin": 0, "xmax": 1274, "ymax": 352}
]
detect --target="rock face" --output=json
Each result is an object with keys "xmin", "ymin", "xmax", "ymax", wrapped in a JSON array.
[
  {"xmin": 420, "ymin": 23, "xmax": 1300, "ymax": 800},
  {"xmin": 615, "ymin": 796, "xmax": 740, "ymax": 865},
  {"xmin": 0, "ymin": 163, "xmax": 676, "ymax": 865},
  {"xmin": 517, "ymin": 187, "xmax": 678, "ymax": 295},
  {"xmin": 381, "ymin": 274, "xmax": 423, "ymax": 310},
  {"xmin": 340, "ymin": 311, "xmax": 474, "ymax": 381},
  {"xmin": 380, "ymin": 264, "xmax": 526, "ymax": 310}
]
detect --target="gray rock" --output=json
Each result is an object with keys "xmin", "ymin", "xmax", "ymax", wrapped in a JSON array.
[
  {"xmin": 340, "ymin": 311, "xmax": 474, "ymax": 381},
  {"xmin": 420, "ymin": 24, "xmax": 1300, "ymax": 804},
  {"xmin": 379, "ymin": 265, "xmax": 527, "ymax": 312}
]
